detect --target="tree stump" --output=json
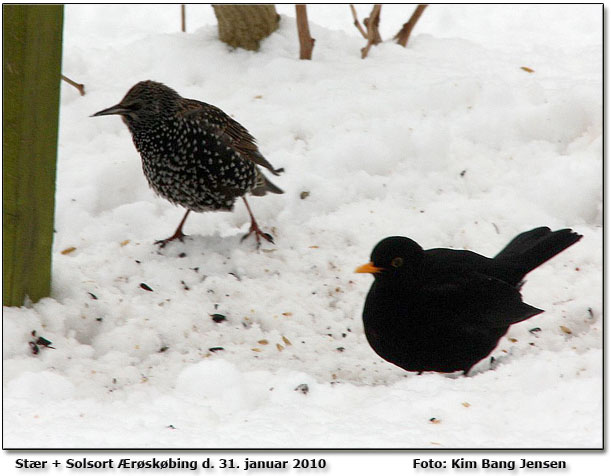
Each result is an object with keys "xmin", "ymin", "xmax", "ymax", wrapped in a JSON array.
[{"xmin": 212, "ymin": 4, "xmax": 280, "ymax": 51}]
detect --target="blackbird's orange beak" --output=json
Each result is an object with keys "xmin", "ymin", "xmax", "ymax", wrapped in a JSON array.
[{"xmin": 355, "ymin": 262, "xmax": 383, "ymax": 274}]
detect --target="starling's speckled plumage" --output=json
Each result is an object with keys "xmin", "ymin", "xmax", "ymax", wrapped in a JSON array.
[
  {"xmin": 356, "ymin": 227, "xmax": 582, "ymax": 375},
  {"xmin": 93, "ymin": 80, "xmax": 283, "ymax": 246}
]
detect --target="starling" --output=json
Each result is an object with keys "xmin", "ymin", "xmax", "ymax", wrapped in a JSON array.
[
  {"xmin": 356, "ymin": 227, "xmax": 582, "ymax": 375},
  {"xmin": 92, "ymin": 80, "xmax": 283, "ymax": 247}
]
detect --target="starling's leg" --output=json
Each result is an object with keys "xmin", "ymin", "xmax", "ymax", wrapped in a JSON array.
[
  {"xmin": 155, "ymin": 209, "xmax": 191, "ymax": 248},
  {"xmin": 240, "ymin": 197, "xmax": 274, "ymax": 247}
]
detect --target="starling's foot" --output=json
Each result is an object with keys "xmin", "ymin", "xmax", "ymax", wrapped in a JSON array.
[
  {"xmin": 155, "ymin": 209, "xmax": 191, "ymax": 248},
  {"xmin": 241, "ymin": 223, "xmax": 274, "ymax": 248},
  {"xmin": 240, "ymin": 197, "xmax": 274, "ymax": 248},
  {"xmin": 155, "ymin": 230, "xmax": 187, "ymax": 248}
]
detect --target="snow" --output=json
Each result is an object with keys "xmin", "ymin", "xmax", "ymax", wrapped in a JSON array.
[{"xmin": 2, "ymin": 4, "xmax": 602, "ymax": 451}]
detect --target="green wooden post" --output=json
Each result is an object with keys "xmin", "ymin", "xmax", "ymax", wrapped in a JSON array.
[{"xmin": 3, "ymin": 5, "xmax": 64, "ymax": 307}]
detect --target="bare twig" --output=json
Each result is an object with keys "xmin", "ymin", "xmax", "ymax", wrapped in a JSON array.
[
  {"xmin": 295, "ymin": 5, "xmax": 315, "ymax": 60},
  {"xmin": 349, "ymin": 4, "xmax": 368, "ymax": 39},
  {"xmin": 364, "ymin": 5, "xmax": 382, "ymax": 44},
  {"xmin": 361, "ymin": 4, "xmax": 382, "ymax": 59},
  {"xmin": 181, "ymin": 5, "xmax": 186, "ymax": 32},
  {"xmin": 61, "ymin": 75, "xmax": 85, "ymax": 96},
  {"xmin": 394, "ymin": 4, "xmax": 427, "ymax": 47}
]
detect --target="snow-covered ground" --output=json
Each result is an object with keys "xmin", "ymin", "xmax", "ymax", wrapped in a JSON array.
[{"xmin": 3, "ymin": 4, "xmax": 602, "ymax": 449}]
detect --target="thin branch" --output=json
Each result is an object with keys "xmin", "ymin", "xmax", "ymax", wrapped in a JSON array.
[
  {"xmin": 349, "ymin": 4, "xmax": 368, "ymax": 39},
  {"xmin": 61, "ymin": 75, "xmax": 85, "ymax": 96},
  {"xmin": 364, "ymin": 5, "xmax": 382, "ymax": 44},
  {"xmin": 181, "ymin": 5, "xmax": 186, "ymax": 32},
  {"xmin": 394, "ymin": 4, "xmax": 427, "ymax": 47},
  {"xmin": 361, "ymin": 4, "xmax": 382, "ymax": 59},
  {"xmin": 295, "ymin": 5, "xmax": 315, "ymax": 60}
]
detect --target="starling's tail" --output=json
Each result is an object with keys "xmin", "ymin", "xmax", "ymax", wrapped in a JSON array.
[
  {"xmin": 250, "ymin": 169, "xmax": 284, "ymax": 196},
  {"xmin": 251, "ymin": 150, "xmax": 284, "ymax": 176},
  {"xmin": 494, "ymin": 227, "xmax": 582, "ymax": 274}
]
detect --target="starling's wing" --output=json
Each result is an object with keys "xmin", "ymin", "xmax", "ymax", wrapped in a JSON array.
[
  {"xmin": 180, "ymin": 99, "xmax": 283, "ymax": 176},
  {"xmin": 418, "ymin": 269, "xmax": 543, "ymax": 328}
]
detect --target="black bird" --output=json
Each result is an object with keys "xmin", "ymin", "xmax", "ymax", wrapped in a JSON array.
[
  {"xmin": 355, "ymin": 227, "xmax": 582, "ymax": 375},
  {"xmin": 92, "ymin": 80, "xmax": 283, "ymax": 247}
]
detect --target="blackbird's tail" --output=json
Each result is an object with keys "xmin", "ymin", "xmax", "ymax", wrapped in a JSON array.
[{"xmin": 494, "ymin": 227, "xmax": 582, "ymax": 275}]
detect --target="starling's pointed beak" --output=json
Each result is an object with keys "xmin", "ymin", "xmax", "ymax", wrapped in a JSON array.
[
  {"xmin": 355, "ymin": 262, "xmax": 383, "ymax": 274},
  {"xmin": 91, "ymin": 103, "xmax": 130, "ymax": 117}
]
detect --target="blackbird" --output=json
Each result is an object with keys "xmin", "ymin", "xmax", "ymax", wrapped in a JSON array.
[{"xmin": 355, "ymin": 227, "xmax": 582, "ymax": 375}]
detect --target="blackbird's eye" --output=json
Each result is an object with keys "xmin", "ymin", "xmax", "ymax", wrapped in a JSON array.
[{"xmin": 391, "ymin": 257, "xmax": 404, "ymax": 268}]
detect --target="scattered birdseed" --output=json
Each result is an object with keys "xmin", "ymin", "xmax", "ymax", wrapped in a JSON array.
[
  {"xmin": 211, "ymin": 314, "xmax": 227, "ymax": 323},
  {"xmin": 560, "ymin": 325, "xmax": 572, "ymax": 334},
  {"xmin": 282, "ymin": 336, "xmax": 292, "ymax": 346},
  {"xmin": 29, "ymin": 331, "xmax": 55, "ymax": 355},
  {"xmin": 294, "ymin": 384, "xmax": 309, "ymax": 395},
  {"xmin": 139, "ymin": 282, "xmax": 154, "ymax": 292},
  {"xmin": 61, "ymin": 246, "xmax": 76, "ymax": 255}
]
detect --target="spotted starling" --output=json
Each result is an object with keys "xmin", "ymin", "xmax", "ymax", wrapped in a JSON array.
[
  {"xmin": 92, "ymin": 80, "xmax": 283, "ymax": 247},
  {"xmin": 356, "ymin": 227, "xmax": 582, "ymax": 375}
]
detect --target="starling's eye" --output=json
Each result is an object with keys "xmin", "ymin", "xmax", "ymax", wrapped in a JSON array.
[{"xmin": 391, "ymin": 257, "xmax": 404, "ymax": 268}]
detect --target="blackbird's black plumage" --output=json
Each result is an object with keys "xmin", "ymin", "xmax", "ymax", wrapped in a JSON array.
[
  {"xmin": 92, "ymin": 80, "xmax": 283, "ymax": 247},
  {"xmin": 356, "ymin": 227, "xmax": 582, "ymax": 375}
]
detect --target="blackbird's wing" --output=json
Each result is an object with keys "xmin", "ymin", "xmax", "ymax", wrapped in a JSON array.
[
  {"xmin": 179, "ymin": 99, "xmax": 283, "ymax": 176},
  {"xmin": 418, "ymin": 268, "xmax": 543, "ymax": 328}
]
